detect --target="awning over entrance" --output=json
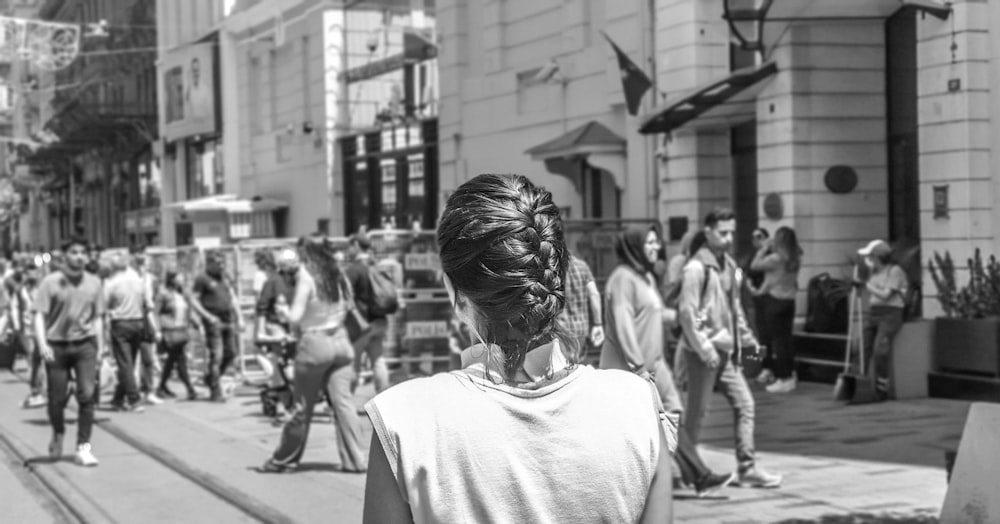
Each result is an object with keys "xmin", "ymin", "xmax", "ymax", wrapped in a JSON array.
[
  {"xmin": 638, "ymin": 61, "xmax": 778, "ymax": 136},
  {"xmin": 525, "ymin": 121, "xmax": 628, "ymax": 189},
  {"xmin": 166, "ymin": 194, "xmax": 288, "ymax": 214},
  {"xmin": 763, "ymin": 0, "xmax": 907, "ymax": 20},
  {"xmin": 526, "ymin": 121, "xmax": 626, "ymax": 160}
]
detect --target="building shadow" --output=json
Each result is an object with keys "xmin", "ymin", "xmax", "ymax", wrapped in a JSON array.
[{"xmin": 697, "ymin": 381, "xmax": 970, "ymax": 470}]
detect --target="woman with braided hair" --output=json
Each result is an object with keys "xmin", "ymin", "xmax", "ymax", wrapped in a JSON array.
[{"xmin": 363, "ymin": 174, "xmax": 673, "ymax": 524}]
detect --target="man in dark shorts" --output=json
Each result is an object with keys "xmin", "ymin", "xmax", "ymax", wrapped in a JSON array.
[
  {"xmin": 189, "ymin": 252, "xmax": 242, "ymax": 402},
  {"xmin": 34, "ymin": 236, "xmax": 106, "ymax": 467}
]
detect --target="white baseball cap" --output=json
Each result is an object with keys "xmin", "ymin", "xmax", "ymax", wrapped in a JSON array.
[{"xmin": 858, "ymin": 239, "xmax": 891, "ymax": 258}]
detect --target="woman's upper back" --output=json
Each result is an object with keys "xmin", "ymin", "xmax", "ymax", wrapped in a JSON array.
[
  {"xmin": 365, "ymin": 363, "xmax": 661, "ymax": 524},
  {"xmin": 294, "ymin": 269, "xmax": 345, "ymax": 331}
]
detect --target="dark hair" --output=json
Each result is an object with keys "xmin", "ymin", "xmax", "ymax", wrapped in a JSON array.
[
  {"xmin": 254, "ymin": 250, "xmax": 276, "ymax": 271},
  {"xmin": 872, "ymin": 248, "xmax": 893, "ymax": 266},
  {"xmin": 438, "ymin": 173, "xmax": 568, "ymax": 380},
  {"xmin": 704, "ymin": 208, "xmax": 736, "ymax": 229},
  {"xmin": 351, "ymin": 232, "xmax": 372, "ymax": 251},
  {"xmin": 164, "ymin": 270, "xmax": 182, "ymax": 291},
  {"xmin": 688, "ymin": 231, "xmax": 708, "ymax": 256},
  {"xmin": 298, "ymin": 237, "xmax": 342, "ymax": 302},
  {"xmin": 61, "ymin": 235, "xmax": 89, "ymax": 252},
  {"xmin": 772, "ymin": 226, "xmax": 803, "ymax": 272},
  {"xmin": 752, "ymin": 227, "xmax": 769, "ymax": 240}
]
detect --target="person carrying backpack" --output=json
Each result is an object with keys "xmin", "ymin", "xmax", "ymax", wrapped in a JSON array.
[{"xmin": 344, "ymin": 232, "xmax": 400, "ymax": 394}]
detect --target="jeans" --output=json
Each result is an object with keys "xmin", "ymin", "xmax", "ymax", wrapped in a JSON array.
[
  {"xmin": 353, "ymin": 318, "xmax": 389, "ymax": 394},
  {"xmin": 159, "ymin": 333, "xmax": 195, "ymax": 395},
  {"xmin": 864, "ymin": 306, "xmax": 904, "ymax": 391},
  {"xmin": 761, "ymin": 296, "xmax": 796, "ymax": 379},
  {"xmin": 272, "ymin": 329, "xmax": 367, "ymax": 471},
  {"xmin": 138, "ymin": 341, "xmax": 156, "ymax": 394},
  {"xmin": 46, "ymin": 338, "xmax": 98, "ymax": 446},
  {"xmin": 683, "ymin": 350, "xmax": 757, "ymax": 473},
  {"xmin": 110, "ymin": 319, "xmax": 147, "ymax": 406},
  {"xmin": 650, "ymin": 358, "xmax": 712, "ymax": 486},
  {"xmin": 22, "ymin": 332, "xmax": 45, "ymax": 396},
  {"xmin": 204, "ymin": 323, "xmax": 237, "ymax": 398}
]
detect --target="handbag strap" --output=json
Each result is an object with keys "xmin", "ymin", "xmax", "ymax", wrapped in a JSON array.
[
  {"xmin": 728, "ymin": 261, "xmax": 742, "ymax": 366},
  {"xmin": 339, "ymin": 274, "xmax": 357, "ymax": 311}
]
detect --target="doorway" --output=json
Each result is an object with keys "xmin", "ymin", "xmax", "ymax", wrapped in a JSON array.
[
  {"xmin": 886, "ymin": 7, "xmax": 921, "ymax": 311},
  {"xmin": 731, "ymin": 121, "xmax": 759, "ymax": 263}
]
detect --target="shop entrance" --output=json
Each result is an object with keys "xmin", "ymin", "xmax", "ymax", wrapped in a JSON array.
[
  {"xmin": 886, "ymin": 6, "xmax": 921, "ymax": 309},
  {"xmin": 731, "ymin": 121, "xmax": 759, "ymax": 264}
]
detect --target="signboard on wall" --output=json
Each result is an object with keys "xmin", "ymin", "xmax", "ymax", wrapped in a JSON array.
[{"xmin": 162, "ymin": 41, "xmax": 217, "ymax": 141}]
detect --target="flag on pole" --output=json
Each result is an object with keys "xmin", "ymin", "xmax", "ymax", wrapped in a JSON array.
[{"xmin": 601, "ymin": 31, "xmax": 653, "ymax": 116}]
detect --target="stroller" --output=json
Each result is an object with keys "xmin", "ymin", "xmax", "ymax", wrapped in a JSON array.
[{"xmin": 259, "ymin": 339, "xmax": 297, "ymax": 418}]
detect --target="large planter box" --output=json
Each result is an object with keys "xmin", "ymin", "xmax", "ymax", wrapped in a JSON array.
[{"xmin": 934, "ymin": 318, "xmax": 1000, "ymax": 377}]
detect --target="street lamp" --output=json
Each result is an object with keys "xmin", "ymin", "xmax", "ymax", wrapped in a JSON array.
[{"xmin": 722, "ymin": 0, "xmax": 774, "ymax": 56}]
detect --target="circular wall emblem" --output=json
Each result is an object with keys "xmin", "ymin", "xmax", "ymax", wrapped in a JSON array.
[
  {"xmin": 763, "ymin": 192, "xmax": 783, "ymax": 220},
  {"xmin": 824, "ymin": 165, "xmax": 858, "ymax": 194}
]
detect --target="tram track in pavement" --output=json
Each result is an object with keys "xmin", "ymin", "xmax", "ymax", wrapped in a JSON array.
[{"xmin": 2, "ymin": 368, "xmax": 296, "ymax": 524}]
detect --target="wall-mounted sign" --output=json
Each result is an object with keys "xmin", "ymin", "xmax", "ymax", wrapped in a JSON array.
[
  {"xmin": 763, "ymin": 192, "xmax": 784, "ymax": 220},
  {"xmin": 933, "ymin": 185, "xmax": 949, "ymax": 219},
  {"xmin": 162, "ymin": 41, "xmax": 217, "ymax": 141},
  {"xmin": 341, "ymin": 28, "xmax": 437, "ymax": 83}
]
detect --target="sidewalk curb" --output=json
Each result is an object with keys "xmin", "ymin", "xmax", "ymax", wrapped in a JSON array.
[{"xmin": 0, "ymin": 419, "xmax": 114, "ymax": 524}]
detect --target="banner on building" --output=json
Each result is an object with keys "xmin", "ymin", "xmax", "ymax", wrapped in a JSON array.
[{"xmin": 162, "ymin": 42, "xmax": 217, "ymax": 141}]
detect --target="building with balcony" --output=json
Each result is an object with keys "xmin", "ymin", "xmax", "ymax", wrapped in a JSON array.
[
  {"xmin": 24, "ymin": 0, "xmax": 159, "ymax": 249},
  {"xmin": 156, "ymin": 0, "xmax": 437, "ymax": 246}
]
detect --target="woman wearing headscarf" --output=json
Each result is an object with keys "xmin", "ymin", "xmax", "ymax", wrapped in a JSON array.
[{"xmin": 601, "ymin": 225, "xmax": 736, "ymax": 497}]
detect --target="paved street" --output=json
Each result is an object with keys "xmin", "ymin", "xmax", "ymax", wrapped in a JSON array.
[{"xmin": 0, "ymin": 363, "xmax": 969, "ymax": 523}]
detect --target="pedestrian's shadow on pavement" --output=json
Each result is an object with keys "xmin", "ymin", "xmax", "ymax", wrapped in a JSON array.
[
  {"xmin": 672, "ymin": 493, "xmax": 729, "ymax": 501},
  {"xmin": 772, "ymin": 511, "xmax": 938, "ymax": 524},
  {"xmin": 24, "ymin": 416, "xmax": 112, "ymax": 425},
  {"xmin": 23, "ymin": 456, "xmax": 75, "ymax": 467},
  {"xmin": 247, "ymin": 463, "xmax": 362, "ymax": 474}
]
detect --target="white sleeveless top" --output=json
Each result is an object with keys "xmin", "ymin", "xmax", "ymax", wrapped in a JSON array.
[{"xmin": 365, "ymin": 341, "xmax": 662, "ymax": 524}]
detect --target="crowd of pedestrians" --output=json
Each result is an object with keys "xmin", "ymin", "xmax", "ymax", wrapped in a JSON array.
[
  {"xmin": 3, "ymin": 172, "xmax": 915, "ymax": 523},
  {"xmin": 4, "ymin": 229, "xmax": 396, "ymax": 473}
]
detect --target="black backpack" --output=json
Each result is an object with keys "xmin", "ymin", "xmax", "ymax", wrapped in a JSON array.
[
  {"xmin": 366, "ymin": 265, "xmax": 400, "ymax": 318},
  {"xmin": 804, "ymin": 273, "xmax": 850, "ymax": 334}
]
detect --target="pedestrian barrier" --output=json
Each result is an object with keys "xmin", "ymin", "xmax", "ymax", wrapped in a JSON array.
[{"xmin": 366, "ymin": 229, "xmax": 453, "ymax": 376}]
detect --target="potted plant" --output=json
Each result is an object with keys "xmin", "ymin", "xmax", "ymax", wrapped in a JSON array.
[{"xmin": 928, "ymin": 249, "xmax": 1000, "ymax": 377}]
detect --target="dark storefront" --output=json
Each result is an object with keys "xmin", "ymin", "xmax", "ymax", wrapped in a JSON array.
[{"xmin": 341, "ymin": 118, "xmax": 438, "ymax": 233}]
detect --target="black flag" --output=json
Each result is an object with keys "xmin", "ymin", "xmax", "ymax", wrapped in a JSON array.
[{"xmin": 602, "ymin": 32, "xmax": 653, "ymax": 116}]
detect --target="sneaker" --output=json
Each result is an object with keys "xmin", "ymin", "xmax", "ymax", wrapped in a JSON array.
[
  {"xmin": 261, "ymin": 458, "xmax": 297, "ymax": 473},
  {"xmin": 144, "ymin": 393, "xmax": 164, "ymax": 405},
  {"xmin": 49, "ymin": 433, "xmax": 64, "ymax": 460},
  {"xmin": 187, "ymin": 391, "xmax": 199, "ymax": 401},
  {"xmin": 116, "ymin": 402, "xmax": 145, "ymax": 413},
  {"xmin": 695, "ymin": 472, "xmax": 736, "ymax": 497},
  {"xmin": 765, "ymin": 378, "xmax": 796, "ymax": 393},
  {"xmin": 74, "ymin": 443, "xmax": 99, "ymax": 467},
  {"xmin": 156, "ymin": 388, "xmax": 177, "ymax": 399},
  {"xmin": 755, "ymin": 368, "xmax": 775, "ymax": 385},
  {"xmin": 738, "ymin": 467, "xmax": 782, "ymax": 488},
  {"xmin": 22, "ymin": 394, "xmax": 47, "ymax": 409}
]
